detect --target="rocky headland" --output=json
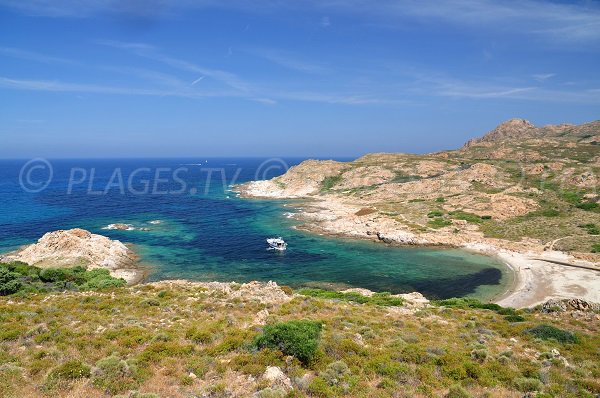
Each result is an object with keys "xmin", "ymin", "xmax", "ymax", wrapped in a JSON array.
[
  {"xmin": 237, "ymin": 119, "xmax": 600, "ymax": 308},
  {"xmin": 0, "ymin": 228, "xmax": 144, "ymax": 284}
]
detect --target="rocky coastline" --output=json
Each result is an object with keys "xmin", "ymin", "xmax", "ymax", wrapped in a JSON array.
[
  {"xmin": 0, "ymin": 228, "xmax": 145, "ymax": 284},
  {"xmin": 235, "ymin": 119, "xmax": 600, "ymax": 308}
]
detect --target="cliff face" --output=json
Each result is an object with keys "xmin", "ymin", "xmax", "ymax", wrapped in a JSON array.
[{"xmin": 1, "ymin": 228, "xmax": 139, "ymax": 277}]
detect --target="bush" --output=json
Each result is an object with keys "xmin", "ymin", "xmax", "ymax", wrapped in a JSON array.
[
  {"xmin": 514, "ymin": 377, "xmax": 543, "ymax": 392},
  {"xmin": 321, "ymin": 360, "xmax": 350, "ymax": 386},
  {"xmin": 0, "ymin": 262, "xmax": 126, "ymax": 295},
  {"xmin": 434, "ymin": 297, "xmax": 516, "ymax": 315},
  {"xmin": 298, "ymin": 288, "xmax": 402, "ymax": 306},
  {"xmin": 140, "ymin": 299, "xmax": 160, "ymax": 307},
  {"xmin": 448, "ymin": 211, "xmax": 483, "ymax": 223},
  {"xmin": 428, "ymin": 218, "xmax": 452, "ymax": 228},
  {"xmin": 39, "ymin": 268, "xmax": 67, "ymax": 282},
  {"xmin": 445, "ymin": 384, "xmax": 471, "ymax": 398},
  {"xmin": 576, "ymin": 201, "xmax": 599, "ymax": 211},
  {"xmin": 539, "ymin": 209, "xmax": 560, "ymax": 217},
  {"xmin": 504, "ymin": 314, "xmax": 525, "ymax": 322},
  {"xmin": 470, "ymin": 349, "xmax": 488, "ymax": 362},
  {"xmin": 0, "ymin": 268, "xmax": 22, "ymax": 295},
  {"xmin": 48, "ymin": 360, "xmax": 91, "ymax": 380},
  {"xmin": 580, "ymin": 223, "xmax": 600, "ymax": 235},
  {"xmin": 435, "ymin": 197, "xmax": 446, "ymax": 203},
  {"xmin": 92, "ymin": 355, "xmax": 142, "ymax": 394},
  {"xmin": 592, "ymin": 244, "xmax": 600, "ymax": 253},
  {"xmin": 307, "ymin": 376, "xmax": 331, "ymax": 397},
  {"xmin": 253, "ymin": 320, "xmax": 322, "ymax": 366},
  {"xmin": 525, "ymin": 324, "xmax": 579, "ymax": 344},
  {"xmin": 321, "ymin": 175, "xmax": 342, "ymax": 191},
  {"xmin": 428, "ymin": 210, "xmax": 444, "ymax": 218}
]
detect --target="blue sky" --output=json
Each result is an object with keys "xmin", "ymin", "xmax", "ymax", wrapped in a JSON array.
[{"xmin": 0, "ymin": 0, "xmax": 599, "ymax": 158}]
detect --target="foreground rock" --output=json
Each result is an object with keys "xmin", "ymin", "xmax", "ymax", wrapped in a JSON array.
[{"xmin": 0, "ymin": 228, "xmax": 142, "ymax": 284}]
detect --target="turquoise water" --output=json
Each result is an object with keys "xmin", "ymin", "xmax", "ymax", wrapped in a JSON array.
[{"xmin": 0, "ymin": 158, "xmax": 512, "ymax": 300}]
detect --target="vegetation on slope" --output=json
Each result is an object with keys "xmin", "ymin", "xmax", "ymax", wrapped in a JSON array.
[
  {"xmin": 0, "ymin": 261, "xmax": 126, "ymax": 296},
  {"xmin": 1, "ymin": 283, "xmax": 599, "ymax": 398}
]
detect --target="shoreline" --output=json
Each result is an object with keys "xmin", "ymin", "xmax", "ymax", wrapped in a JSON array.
[{"xmin": 237, "ymin": 186, "xmax": 599, "ymax": 308}]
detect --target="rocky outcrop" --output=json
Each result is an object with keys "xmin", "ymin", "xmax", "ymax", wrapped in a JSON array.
[
  {"xmin": 465, "ymin": 118, "xmax": 537, "ymax": 147},
  {"xmin": 149, "ymin": 280, "xmax": 292, "ymax": 305},
  {"xmin": 464, "ymin": 118, "xmax": 600, "ymax": 147},
  {"xmin": 1, "ymin": 229, "xmax": 141, "ymax": 283},
  {"xmin": 239, "ymin": 159, "xmax": 346, "ymax": 198},
  {"xmin": 541, "ymin": 298, "xmax": 600, "ymax": 313}
]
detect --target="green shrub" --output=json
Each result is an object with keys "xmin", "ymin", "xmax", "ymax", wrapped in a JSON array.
[
  {"xmin": 92, "ymin": 355, "xmax": 142, "ymax": 394},
  {"xmin": 435, "ymin": 197, "xmax": 446, "ymax": 203},
  {"xmin": 445, "ymin": 384, "xmax": 471, "ymax": 398},
  {"xmin": 514, "ymin": 377, "xmax": 543, "ymax": 392},
  {"xmin": 48, "ymin": 360, "xmax": 91, "ymax": 380},
  {"xmin": 539, "ymin": 208, "xmax": 560, "ymax": 217},
  {"xmin": 298, "ymin": 288, "xmax": 403, "ymax": 306},
  {"xmin": 428, "ymin": 210, "xmax": 444, "ymax": 218},
  {"xmin": 428, "ymin": 218, "xmax": 452, "ymax": 228},
  {"xmin": 561, "ymin": 190, "xmax": 583, "ymax": 204},
  {"xmin": 448, "ymin": 211, "xmax": 483, "ymax": 223},
  {"xmin": 525, "ymin": 324, "xmax": 579, "ymax": 344},
  {"xmin": 39, "ymin": 268, "xmax": 67, "ymax": 283},
  {"xmin": 504, "ymin": 314, "xmax": 525, "ymax": 322},
  {"xmin": 580, "ymin": 223, "xmax": 600, "ymax": 235},
  {"xmin": 321, "ymin": 360, "xmax": 350, "ymax": 386},
  {"xmin": 470, "ymin": 349, "xmax": 488, "ymax": 361},
  {"xmin": 253, "ymin": 320, "xmax": 322, "ymax": 365},
  {"xmin": 592, "ymin": 244, "xmax": 600, "ymax": 253},
  {"xmin": 45, "ymin": 360, "xmax": 91, "ymax": 389},
  {"xmin": 307, "ymin": 376, "xmax": 331, "ymax": 397},
  {"xmin": 140, "ymin": 299, "xmax": 160, "ymax": 307},
  {"xmin": 576, "ymin": 201, "xmax": 599, "ymax": 211},
  {"xmin": 0, "ymin": 263, "xmax": 126, "ymax": 295},
  {"xmin": 0, "ymin": 268, "xmax": 22, "ymax": 295},
  {"xmin": 321, "ymin": 175, "xmax": 342, "ymax": 191},
  {"xmin": 434, "ymin": 297, "xmax": 516, "ymax": 315}
]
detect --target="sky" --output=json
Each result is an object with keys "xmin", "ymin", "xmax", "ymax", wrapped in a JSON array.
[{"xmin": 0, "ymin": 0, "xmax": 599, "ymax": 158}]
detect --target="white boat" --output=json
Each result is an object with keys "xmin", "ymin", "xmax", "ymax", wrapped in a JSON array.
[{"xmin": 267, "ymin": 237, "xmax": 287, "ymax": 251}]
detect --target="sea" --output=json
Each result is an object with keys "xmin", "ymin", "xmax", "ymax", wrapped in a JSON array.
[{"xmin": 0, "ymin": 158, "xmax": 513, "ymax": 300}]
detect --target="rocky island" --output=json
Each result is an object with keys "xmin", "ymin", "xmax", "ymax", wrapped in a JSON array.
[
  {"xmin": 238, "ymin": 119, "xmax": 600, "ymax": 308},
  {"xmin": 0, "ymin": 228, "xmax": 144, "ymax": 284}
]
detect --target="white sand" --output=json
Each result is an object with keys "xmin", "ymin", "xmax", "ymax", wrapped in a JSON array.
[{"xmin": 466, "ymin": 243, "xmax": 600, "ymax": 308}]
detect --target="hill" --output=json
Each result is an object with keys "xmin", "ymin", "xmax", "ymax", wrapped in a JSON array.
[{"xmin": 1, "ymin": 271, "xmax": 599, "ymax": 398}]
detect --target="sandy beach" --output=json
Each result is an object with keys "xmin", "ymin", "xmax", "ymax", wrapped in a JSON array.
[{"xmin": 464, "ymin": 244, "xmax": 600, "ymax": 308}]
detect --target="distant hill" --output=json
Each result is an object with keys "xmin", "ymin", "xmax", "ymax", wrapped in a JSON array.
[{"xmin": 464, "ymin": 118, "xmax": 600, "ymax": 147}]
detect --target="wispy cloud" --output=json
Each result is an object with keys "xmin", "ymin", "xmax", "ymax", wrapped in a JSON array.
[
  {"xmin": 328, "ymin": 0, "xmax": 600, "ymax": 44},
  {"xmin": 98, "ymin": 40, "xmax": 251, "ymax": 92},
  {"xmin": 532, "ymin": 73, "xmax": 556, "ymax": 82},
  {"xmin": 3, "ymin": 1, "xmax": 599, "ymax": 44},
  {"xmin": 0, "ymin": 47, "xmax": 78, "ymax": 64},
  {"xmin": 410, "ymin": 75, "xmax": 600, "ymax": 103},
  {"xmin": 246, "ymin": 48, "xmax": 329, "ymax": 74},
  {"xmin": 0, "ymin": 76, "xmax": 241, "ymax": 99}
]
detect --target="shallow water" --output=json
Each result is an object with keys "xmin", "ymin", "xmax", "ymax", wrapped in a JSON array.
[{"xmin": 0, "ymin": 158, "xmax": 512, "ymax": 300}]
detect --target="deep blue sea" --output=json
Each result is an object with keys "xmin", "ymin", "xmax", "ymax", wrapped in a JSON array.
[{"xmin": 0, "ymin": 158, "xmax": 512, "ymax": 300}]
